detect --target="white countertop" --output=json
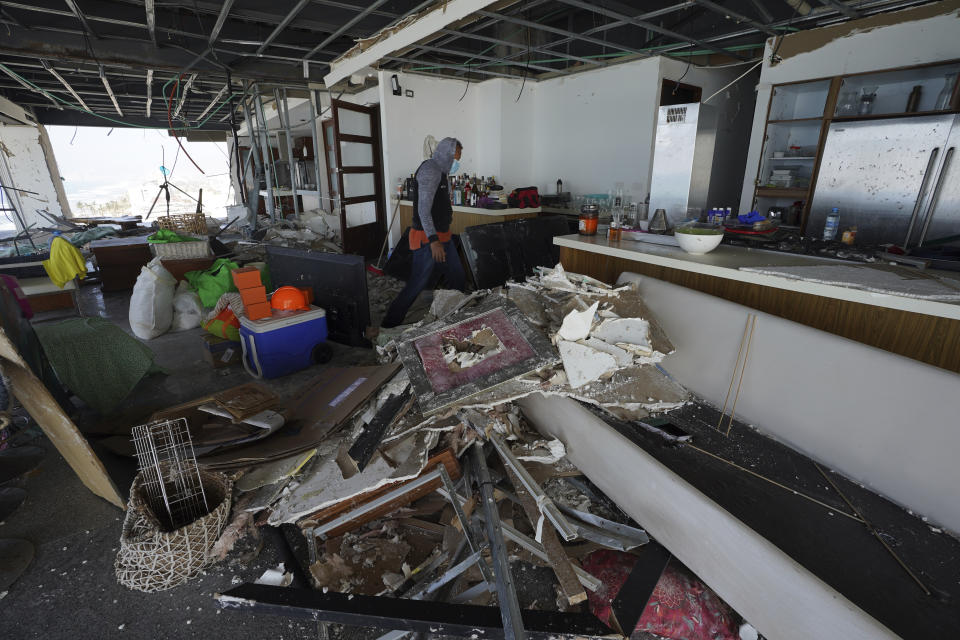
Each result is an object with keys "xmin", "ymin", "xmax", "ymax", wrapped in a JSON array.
[
  {"xmin": 399, "ymin": 200, "xmax": 539, "ymax": 217},
  {"xmin": 554, "ymin": 234, "xmax": 960, "ymax": 320}
]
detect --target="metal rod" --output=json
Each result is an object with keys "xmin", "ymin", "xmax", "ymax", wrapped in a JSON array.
[
  {"xmin": 554, "ymin": 0, "xmax": 748, "ymax": 61},
  {"xmin": 278, "ymin": 87, "xmax": 300, "ymax": 217},
  {"xmin": 470, "ymin": 443, "xmax": 526, "ymax": 640},
  {"xmin": 227, "ymin": 72, "xmax": 247, "ymax": 206},
  {"xmin": 693, "ymin": 0, "xmax": 777, "ymax": 36},
  {"xmin": 144, "ymin": 0, "xmax": 156, "ymax": 45},
  {"xmin": 173, "ymin": 73, "xmax": 197, "ymax": 119},
  {"xmin": 308, "ymin": 89, "xmax": 324, "ymax": 200},
  {"xmin": 40, "ymin": 59, "xmax": 89, "ymax": 110},
  {"xmin": 303, "ymin": 0, "xmax": 392, "ymax": 61},
  {"xmin": 814, "ymin": 463, "xmax": 930, "ymax": 596},
  {"xmin": 438, "ymin": 464, "xmax": 495, "ymax": 585},
  {"xmin": 252, "ymin": 84, "xmax": 277, "ymax": 222},
  {"xmin": 476, "ymin": 9, "xmax": 654, "ymax": 59},
  {"xmin": 489, "ymin": 434, "xmax": 578, "ymax": 541},
  {"xmin": 257, "ymin": 0, "xmax": 311, "ymax": 55},
  {"xmin": 815, "ymin": 0, "xmax": 862, "ymax": 19},
  {"xmin": 99, "ymin": 68, "xmax": 123, "ymax": 116},
  {"xmin": 145, "ymin": 69, "xmax": 153, "ymax": 118},
  {"xmin": 209, "ymin": 0, "xmax": 237, "ymax": 45}
]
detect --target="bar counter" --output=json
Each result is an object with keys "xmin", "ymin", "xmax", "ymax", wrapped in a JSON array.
[{"xmin": 555, "ymin": 234, "xmax": 960, "ymax": 373}]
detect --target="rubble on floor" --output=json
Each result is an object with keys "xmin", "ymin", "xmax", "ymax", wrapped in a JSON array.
[{"xmin": 89, "ymin": 262, "xmax": 760, "ymax": 638}]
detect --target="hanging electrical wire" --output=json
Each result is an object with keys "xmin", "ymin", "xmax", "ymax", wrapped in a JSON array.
[{"xmin": 167, "ymin": 74, "xmax": 205, "ymax": 174}]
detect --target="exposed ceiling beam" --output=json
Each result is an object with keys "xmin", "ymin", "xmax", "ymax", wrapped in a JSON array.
[
  {"xmin": 256, "ymin": 0, "xmax": 312, "ymax": 55},
  {"xmin": 208, "ymin": 0, "xmax": 236, "ymax": 46},
  {"xmin": 554, "ymin": 0, "xmax": 748, "ymax": 60},
  {"xmin": 476, "ymin": 9, "xmax": 656, "ymax": 60},
  {"xmin": 461, "ymin": 2, "xmax": 695, "ymax": 74},
  {"xmin": 145, "ymin": 68, "xmax": 153, "ymax": 117},
  {"xmin": 64, "ymin": 0, "xmax": 99, "ymax": 39},
  {"xmin": 303, "ymin": 0, "xmax": 392, "ymax": 61},
  {"xmin": 384, "ymin": 56, "xmax": 524, "ymax": 80},
  {"xmin": 746, "ymin": 0, "xmax": 775, "ymax": 23},
  {"xmin": 405, "ymin": 42, "xmax": 560, "ymax": 74},
  {"xmin": 436, "ymin": 29, "xmax": 607, "ymax": 69},
  {"xmin": 99, "ymin": 66, "xmax": 123, "ymax": 115},
  {"xmin": 144, "ymin": 0, "xmax": 157, "ymax": 46},
  {"xmin": 172, "ymin": 73, "xmax": 196, "ymax": 118},
  {"xmin": 195, "ymin": 83, "xmax": 229, "ymax": 122},
  {"xmin": 324, "ymin": 0, "xmax": 505, "ymax": 87},
  {"xmin": 40, "ymin": 59, "xmax": 90, "ymax": 110},
  {"xmin": 0, "ymin": 26, "xmax": 318, "ymax": 83},
  {"xmin": 814, "ymin": 0, "xmax": 863, "ymax": 18},
  {"xmin": 0, "ymin": 62, "xmax": 63, "ymax": 109},
  {"xmin": 692, "ymin": 0, "xmax": 777, "ymax": 36}
]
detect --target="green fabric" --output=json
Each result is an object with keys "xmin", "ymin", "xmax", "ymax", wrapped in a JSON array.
[
  {"xmin": 184, "ymin": 258, "xmax": 239, "ymax": 307},
  {"xmin": 33, "ymin": 317, "xmax": 162, "ymax": 415},
  {"xmin": 148, "ymin": 229, "xmax": 197, "ymax": 243},
  {"xmin": 68, "ymin": 227, "xmax": 116, "ymax": 246}
]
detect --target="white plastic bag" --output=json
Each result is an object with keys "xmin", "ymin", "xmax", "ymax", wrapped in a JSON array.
[
  {"xmin": 128, "ymin": 257, "xmax": 176, "ymax": 340},
  {"xmin": 171, "ymin": 280, "xmax": 203, "ymax": 331}
]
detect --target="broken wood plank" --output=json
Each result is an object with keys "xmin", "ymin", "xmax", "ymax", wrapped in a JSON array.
[
  {"xmin": 505, "ymin": 466, "xmax": 587, "ymax": 606},
  {"xmin": 345, "ymin": 388, "xmax": 414, "ymax": 474},
  {"xmin": 299, "ymin": 449, "xmax": 461, "ymax": 536},
  {"xmin": 0, "ymin": 328, "xmax": 123, "ymax": 508}
]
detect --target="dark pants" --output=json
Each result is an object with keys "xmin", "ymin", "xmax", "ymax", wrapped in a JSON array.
[{"xmin": 382, "ymin": 239, "xmax": 465, "ymax": 328}]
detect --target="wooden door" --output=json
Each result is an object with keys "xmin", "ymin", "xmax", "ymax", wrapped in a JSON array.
[{"xmin": 330, "ymin": 100, "xmax": 386, "ymax": 259}]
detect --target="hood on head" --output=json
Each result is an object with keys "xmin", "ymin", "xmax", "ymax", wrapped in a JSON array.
[{"xmin": 432, "ymin": 137, "xmax": 460, "ymax": 173}]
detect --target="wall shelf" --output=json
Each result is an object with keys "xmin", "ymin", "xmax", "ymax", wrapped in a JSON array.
[{"xmin": 831, "ymin": 109, "xmax": 959, "ymax": 122}]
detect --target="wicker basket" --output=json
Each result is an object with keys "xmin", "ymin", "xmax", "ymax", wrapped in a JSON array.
[
  {"xmin": 157, "ymin": 212, "xmax": 207, "ymax": 235},
  {"xmin": 115, "ymin": 470, "xmax": 231, "ymax": 593},
  {"xmin": 150, "ymin": 237, "xmax": 212, "ymax": 259}
]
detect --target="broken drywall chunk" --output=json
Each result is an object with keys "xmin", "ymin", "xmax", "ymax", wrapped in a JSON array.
[
  {"xmin": 579, "ymin": 337, "xmax": 632, "ymax": 367},
  {"xmin": 558, "ymin": 302, "xmax": 599, "ymax": 342},
  {"xmin": 442, "ymin": 326, "xmax": 504, "ymax": 372},
  {"xmin": 592, "ymin": 318, "xmax": 652, "ymax": 356},
  {"xmin": 517, "ymin": 438, "xmax": 567, "ymax": 464},
  {"xmin": 558, "ymin": 340, "xmax": 618, "ymax": 389},
  {"xmin": 255, "ymin": 564, "xmax": 293, "ymax": 587}
]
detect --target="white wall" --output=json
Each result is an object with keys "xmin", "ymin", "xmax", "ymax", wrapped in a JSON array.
[
  {"xmin": 0, "ymin": 121, "xmax": 69, "ymax": 229},
  {"xmin": 527, "ymin": 57, "xmax": 755, "ymax": 201},
  {"xmin": 738, "ymin": 1, "xmax": 960, "ymax": 212}
]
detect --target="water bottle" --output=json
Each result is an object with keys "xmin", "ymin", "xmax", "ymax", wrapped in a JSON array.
[{"xmin": 823, "ymin": 207, "xmax": 840, "ymax": 241}]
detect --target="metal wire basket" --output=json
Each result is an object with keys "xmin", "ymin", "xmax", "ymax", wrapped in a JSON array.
[{"xmin": 130, "ymin": 418, "xmax": 209, "ymax": 531}]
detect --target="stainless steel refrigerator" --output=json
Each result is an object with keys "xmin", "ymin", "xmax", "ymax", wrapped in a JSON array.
[{"xmin": 808, "ymin": 114, "xmax": 960, "ymax": 246}]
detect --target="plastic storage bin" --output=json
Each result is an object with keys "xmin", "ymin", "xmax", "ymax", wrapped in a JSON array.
[{"xmin": 239, "ymin": 306, "xmax": 331, "ymax": 379}]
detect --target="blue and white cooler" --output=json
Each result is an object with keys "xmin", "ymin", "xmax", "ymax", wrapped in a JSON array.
[{"xmin": 238, "ymin": 305, "xmax": 331, "ymax": 379}]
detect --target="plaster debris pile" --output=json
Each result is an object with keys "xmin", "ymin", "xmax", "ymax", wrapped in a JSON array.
[{"xmin": 187, "ymin": 264, "xmax": 748, "ymax": 640}]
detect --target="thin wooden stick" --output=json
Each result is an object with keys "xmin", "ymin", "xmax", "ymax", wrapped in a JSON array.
[
  {"xmin": 814, "ymin": 463, "xmax": 932, "ymax": 596},
  {"xmin": 717, "ymin": 314, "xmax": 752, "ymax": 432},
  {"xmin": 686, "ymin": 443, "xmax": 863, "ymax": 523},
  {"xmin": 725, "ymin": 314, "xmax": 757, "ymax": 436}
]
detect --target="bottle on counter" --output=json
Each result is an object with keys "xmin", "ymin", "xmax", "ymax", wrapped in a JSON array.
[
  {"xmin": 823, "ymin": 207, "xmax": 840, "ymax": 241},
  {"xmin": 557, "ymin": 178, "xmax": 563, "ymax": 195},
  {"xmin": 464, "ymin": 180, "xmax": 472, "ymax": 206}
]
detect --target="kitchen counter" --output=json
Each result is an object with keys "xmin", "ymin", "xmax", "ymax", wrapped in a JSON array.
[
  {"xmin": 398, "ymin": 200, "xmax": 539, "ymax": 216},
  {"xmin": 397, "ymin": 200, "xmax": 539, "ymax": 235},
  {"xmin": 555, "ymin": 234, "xmax": 960, "ymax": 372}
]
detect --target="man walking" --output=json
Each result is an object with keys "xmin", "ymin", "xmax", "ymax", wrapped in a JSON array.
[{"xmin": 381, "ymin": 137, "xmax": 465, "ymax": 328}]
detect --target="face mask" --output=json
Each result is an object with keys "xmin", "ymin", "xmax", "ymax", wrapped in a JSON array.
[{"xmin": 450, "ymin": 159, "xmax": 460, "ymax": 175}]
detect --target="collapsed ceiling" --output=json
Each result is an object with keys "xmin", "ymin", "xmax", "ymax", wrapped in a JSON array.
[{"xmin": 0, "ymin": 0, "xmax": 939, "ymax": 130}]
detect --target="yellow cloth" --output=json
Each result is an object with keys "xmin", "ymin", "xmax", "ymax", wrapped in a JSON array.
[{"xmin": 42, "ymin": 236, "xmax": 86, "ymax": 288}]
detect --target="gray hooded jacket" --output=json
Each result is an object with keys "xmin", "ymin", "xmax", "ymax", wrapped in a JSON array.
[{"xmin": 415, "ymin": 136, "xmax": 460, "ymax": 239}]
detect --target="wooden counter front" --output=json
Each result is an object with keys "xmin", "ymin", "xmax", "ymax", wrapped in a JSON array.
[
  {"xmin": 398, "ymin": 201, "xmax": 539, "ymax": 235},
  {"xmin": 558, "ymin": 243, "xmax": 960, "ymax": 374}
]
